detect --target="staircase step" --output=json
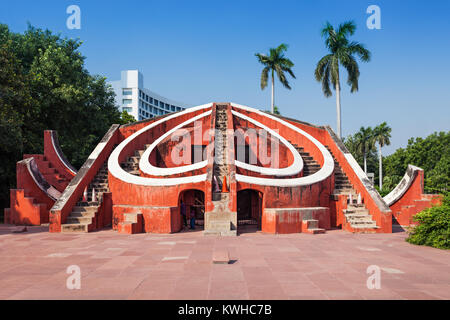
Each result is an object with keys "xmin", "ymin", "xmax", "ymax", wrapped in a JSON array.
[
  {"xmin": 61, "ymin": 223, "xmax": 89, "ymax": 233},
  {"xmin": 70, "ymin": 211, "xmax": 95, "ymax": 218},
  {"xmin": 305, "ymin": 228, "xmax": 326, "ymax": 234},
  {"xmin": 73, "ymin": 206, "xmax": 98, "ymax": 212},
  {"xmin": 67, "ymin": 216, "xmax": 93, "ymax": 224}
]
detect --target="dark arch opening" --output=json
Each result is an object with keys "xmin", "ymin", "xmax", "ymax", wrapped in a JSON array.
[
  {"xmin": 178, "ymin": 189, "xmax": 205, "ymax": 231},
  {"xmin": 237, "ymin": 189, "xmax": 263, "ymax": 233}
]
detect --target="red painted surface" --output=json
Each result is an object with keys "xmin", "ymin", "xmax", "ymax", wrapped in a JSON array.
[
  {"xmin": 5, "ymin": 130, "xmax": 78, "ymax": 226},
  {"xmin": 329, "ymin": 194, "xmax": 348, "ymax": 228},
  {"xmin": 389, "ymin": 170, "xmax": 443, "ymax": 226},
  {"xmin": 12, "ymin": 103, "xmax": 442, "ymax": 235},
  {"xmin": 323, "ymin": 131, "xmax": 392, "ymax": 233},
  {"xmin": 43, "ymin": 131, "xmax": 76, "ymax": 181},
  {"xmin": 96, "ymin": 192, "xmax": 113, "ymax": 229},
  {"xmin": 5, "ymin": 160, "xmax": 56, "ymax": 225},
  {"xmin": 50, "ymin": 128, "xmax": 120, "ymax": 232},
  {"xmin": 262, "ymin": 208, "xmax": 330, "ymax": 234},
  {"xmin": 113, "ymin": 205, "xmax": 180, "ymax": 234},
  {"xmin": 6, "ymin": 189, "xmax": 47, "ymax": 225}
]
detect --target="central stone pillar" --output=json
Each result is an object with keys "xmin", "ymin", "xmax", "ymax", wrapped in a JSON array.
[{"xmin": 204, "ymin": 103, "xmax": 237, "ymax": 236}]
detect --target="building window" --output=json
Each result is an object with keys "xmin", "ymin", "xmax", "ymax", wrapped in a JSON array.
[
  {"xmin": 159, "ymin": 101, "xmax": 164, "ymax": 108},
  {"xmin": 122, "ymin": 107, "xmax": 132, "ymax": 113},
  {"xmin": 149, "ymin": 97, "xmax": 153, "ymax": 104},
  {"xmin": 171, "ymin": 105, "xmax": 175, "ymax": 111},
  {"xmin": 123, "ymin": 89, "xmax": 133, "ymax": 96},
  {"xmin": 123, "ymin": 99, "xmax": 132, "ymax": 105},
  {"xmin": 154, "ymin": 99, "xmax": 159, "ymax": 106}
]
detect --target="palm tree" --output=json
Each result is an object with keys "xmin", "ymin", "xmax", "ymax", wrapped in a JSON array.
[
  {"xmin": 315, "ymin": 21, "xmax": 371, "ymax": 139},
  {"xmin": 355, "ymin": 126, "xmax": 375, "ymax": 174},
  {"xmin": 373, "ymin": 122, "xmax": 392, "ymax": 189},
  {"xmin": 256, "ymin": 44, "xmax": 296, "ymax": 113}
]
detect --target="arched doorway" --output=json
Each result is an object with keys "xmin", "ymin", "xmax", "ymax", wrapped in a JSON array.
[
  {"xmin": 237, "ymin": 189, "xmax": 263, "ymax": 233},
  {"xmin": 179, "ymin": 190, "xmax": 205, "ymax": 231}
]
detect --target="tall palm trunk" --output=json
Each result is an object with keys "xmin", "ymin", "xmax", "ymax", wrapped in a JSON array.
[
  {"xmin": 271, "ymin": 70, "xmax": 275, "ymax": 113},
  {"xmin": 363, "ymin": 151, "xmax": 367, "ymax": 173},
  {"xmin": 378, "ymin": 144, "xmax": 383, "ymax": 189},
  {"xmin": 335, "ymin": 73, "xmax": 342, "ymax": 139}
]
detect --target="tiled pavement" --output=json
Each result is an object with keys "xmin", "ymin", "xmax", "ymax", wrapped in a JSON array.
[{"xmin": 0, "ymin": 224, "xmax": 449, "ymax": 300}]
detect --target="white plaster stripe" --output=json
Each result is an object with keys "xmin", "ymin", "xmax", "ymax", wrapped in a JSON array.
[
  {"xmin": 230, "ymin": 102, "xmax": 334, "ymax": 187},
  {"xmin": 46, "ymin": 253, "xmax": 72, "ymax": 258},
  {"xmin": 162, "ymin": 256, "xmax": 188, "ymax": 261},
  {"xmin": 108, "ymin": 103, "xmax": 213, "ymax": 186},
  {"xmin": 157, "ymin": 241, "xmax": 177, "ymax": 245},
  {"xmin": 88, "ymin": 142, "xmax": 107, "ymax": 160},
  {"xmin": 50, "ymin": 133, "xmax": 77, "ymax": 174},
  {"xmin": 357, "ymin": 247, "xmax": 381, "ymax": 252},
  {"xmin": 139, "ymin": 111, "xmax": 211, "ymax": 176},
  {"xmin": 381, "ymin": 267, "xmax": 404, "ymax": 274},
  {"xmin": 383, "ymin": 165, "xmax": 422, "ymax": 206},
  {"xmin": 231, "ymin": 110, "xmax": 303, "ymax": 176}
]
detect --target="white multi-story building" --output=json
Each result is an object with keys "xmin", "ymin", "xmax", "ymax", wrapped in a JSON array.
[{"xmin": 109, "ymin": 70, "xmax": 188, "ymax": 121}]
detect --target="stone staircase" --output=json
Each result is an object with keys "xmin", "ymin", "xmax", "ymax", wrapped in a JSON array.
[
  {"xmin": 24, "ymin": 154, "xmax": 70, "ymax": 192},
  {"xmin": 302, "ymin": 219, "xmax": 326, "ymax": 234},
  {"xmin": 325, "ymin": 146, "xmax": 379, "ymax": 233},
  {"xmin": 289, "ymin": 143, "xmax": 321, "ymax": 177},
  {"xmin": 343, "ymin": 204, "xmax": 378, "ymax": 231},
  {"xmin": 61, "ymin": 162, "xmax": 109, "ymax": 233},
  {"xmin": 121, "ymin": 144, "xmax": 151, "ymax": 175},
  {"xmin": 118, "ymin": 212, "xmax": 143, "ymax": 234}
]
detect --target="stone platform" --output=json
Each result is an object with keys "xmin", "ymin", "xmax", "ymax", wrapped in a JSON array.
[{"xmin": 0, "ymin": 224, "xmax": 449, "ymax": 300}]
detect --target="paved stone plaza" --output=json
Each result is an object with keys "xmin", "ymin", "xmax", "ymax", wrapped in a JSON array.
[{"xmin": 0, "ymin": 225, "xmax": 449, "ymax": 300}]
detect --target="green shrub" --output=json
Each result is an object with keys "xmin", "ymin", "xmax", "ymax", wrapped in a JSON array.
[
  {"xmin": 406, "ymin": 193, "xmax": 450, "ymax": 249},
  {"xmin": 375, "ymin": 185, "xmax": 391, "ymax": 197}
]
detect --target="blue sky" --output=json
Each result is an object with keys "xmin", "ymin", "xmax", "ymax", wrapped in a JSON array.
[{"xmin": 1, "ymin": 0, "xmax": 449, "ymax": 154}]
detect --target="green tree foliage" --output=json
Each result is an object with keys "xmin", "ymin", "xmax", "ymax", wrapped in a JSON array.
[
  {"xmin": 255, "ymin": 44, "xmax": 296, "ymax": 114},
  {"xmin": 120, "ymin": 110, "xmax": 136, "ymax": 124},
  {"xmin": 264, "ymin": 105, "xmax": 281, "ymax": 115},
  {"xmin": 0, "ymin": 24, "xmax": 122, "ymax": 213},
  {"xmin": 383, "ymin": 132, "xmax": 449, "ymax": 194},
  {"xmin": 354, "ymin": 126, "xmax": 375, "ymax": 174},
  {"xmin": 344, "ymin": 128, "xmax": 378, "ymax": 175},
  {"xmin": 315, "ymin": 21, "xmax": 371, "ymax": 138},
  {"xmin": 406, "ymin": 193, "xmax": 450, "ymax": 249},
  {"xmin": 373, "ymin": 122, "xmax": 392, "ymax": 190}
]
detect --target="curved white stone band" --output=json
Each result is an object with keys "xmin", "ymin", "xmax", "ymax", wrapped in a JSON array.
[
  {"xmin": 108, "ymin": 103, "xmax": 213, "ymax": 186},
  {"xmin": 139, "ymin": 111, "xmax": 211, "ymax": 176},
  {"xmin": 383, "ymin": 165, "xmax": 423, "ymax": 206},
  {"xmin": 231, "ymin": 102, "xmax": 334, "ymax": 187},
  {"xmin": 231, "ymin": 110, "xmax": 303, "ymax": 176},
  {"xmin": 51, "ymin": 133, "xmax": 77, "ymax": 175}
]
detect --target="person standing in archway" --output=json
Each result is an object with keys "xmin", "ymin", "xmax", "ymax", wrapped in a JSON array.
[
  {"xmin": 180, "ymin": 200, "xmax": 187, "ymax": 228},
  {"xmin": 189, "ymin": 206, "xmax": 196, "ymax": 230}
]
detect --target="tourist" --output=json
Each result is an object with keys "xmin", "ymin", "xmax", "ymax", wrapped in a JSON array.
[
  {"xmin": 180, "ymin": 200, "xmax": 187, "ymax": 228},
  {"xmin": 190, "ymin": 207, "xmax": 196, "ymax": 230}
]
